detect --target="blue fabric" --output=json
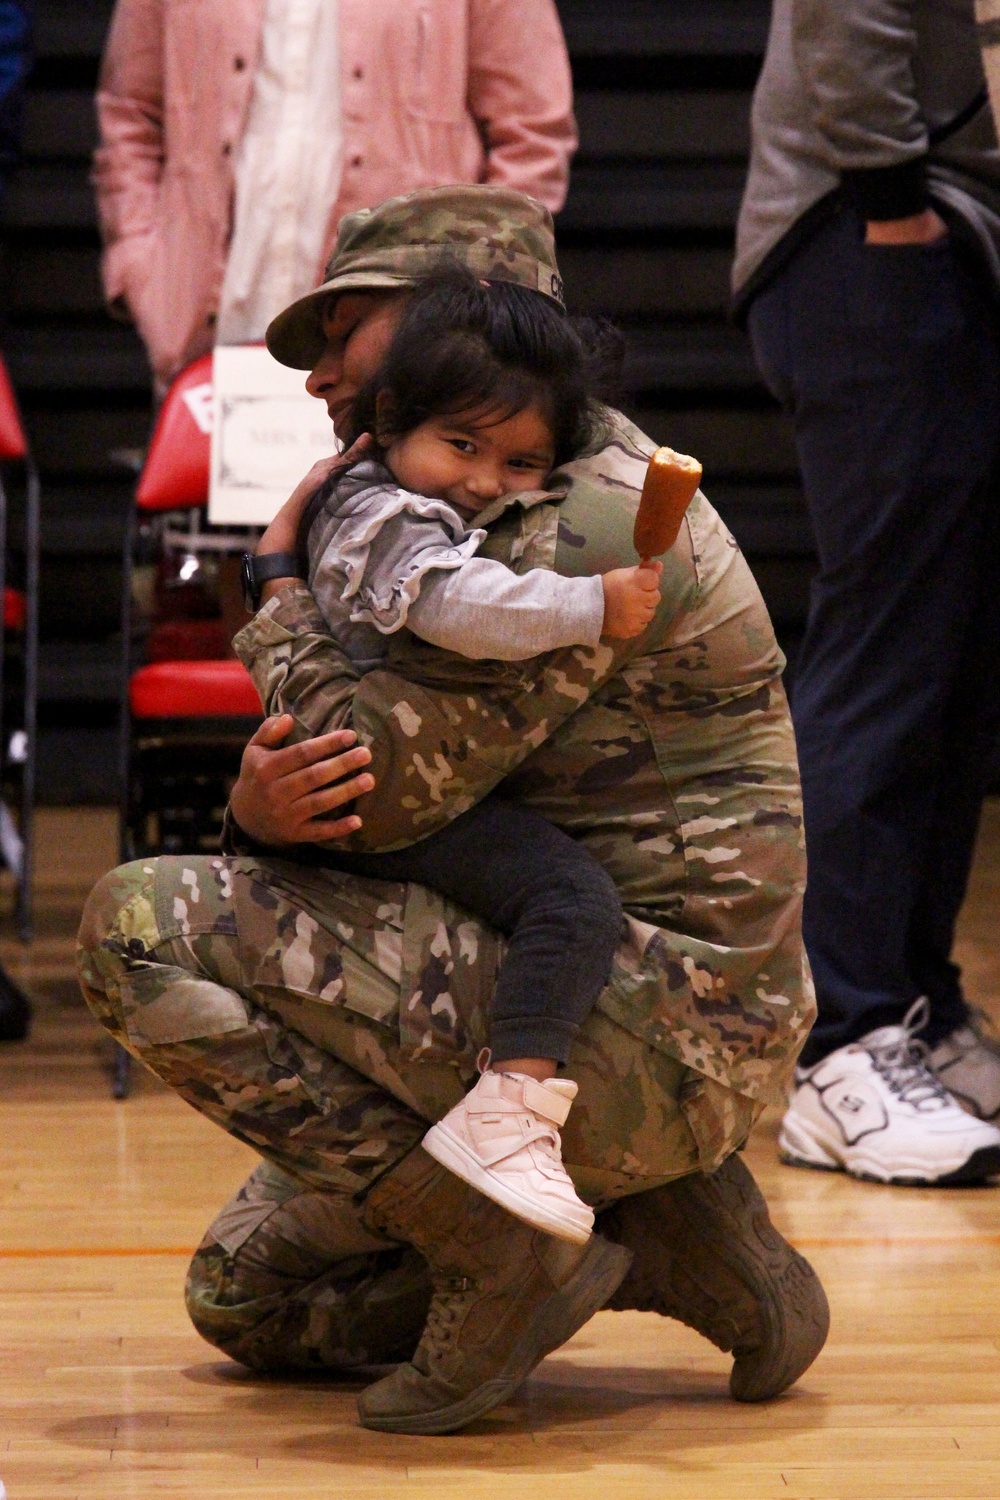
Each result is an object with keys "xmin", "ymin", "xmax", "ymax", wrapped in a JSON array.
[
  {"xmin": 0, "ymin": 1, "xmax": 30, "ymax": 186},
  {"xmin": 0, "ymin": 2, "xmax": 30, "ymax": 99},
  {"xmin": 748, "ymin": 204, "xmax": 1000, "ymax": 1062}
]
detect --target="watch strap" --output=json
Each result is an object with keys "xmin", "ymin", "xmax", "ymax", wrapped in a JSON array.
[
  {"xmin": 242, "ymin": 550, "xmax": 305, "ymax": 614},
  {"xmin": 252, "ymin": 552, "xmax": 303, "ymax": 585}
]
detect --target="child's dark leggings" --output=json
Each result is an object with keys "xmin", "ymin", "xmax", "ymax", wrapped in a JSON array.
[{"xmin": 323, "ymin": 795, "xmax": 623, "ymax": 1064}]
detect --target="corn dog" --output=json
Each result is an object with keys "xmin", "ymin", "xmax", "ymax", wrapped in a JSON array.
[{"xmin": 634, "ymin": 446, "xmax": 702, "ymax": 562}]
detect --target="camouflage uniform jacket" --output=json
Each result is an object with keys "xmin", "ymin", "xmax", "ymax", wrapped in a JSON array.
[{"xmin": 232, "ymin": 413, "xmax": 815, "ymax": 1105}]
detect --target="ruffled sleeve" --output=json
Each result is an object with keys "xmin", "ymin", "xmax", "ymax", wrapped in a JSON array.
[{"xmin": 318, "ymin": 477, "xmax": 487, "ymax": 635}]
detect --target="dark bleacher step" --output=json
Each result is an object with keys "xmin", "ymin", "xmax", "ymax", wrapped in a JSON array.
[
  {"xmin": 25, "ymin": 407, "xmax": 151, "ymax": 480},
  {"xmin": 574, "ymin": 89, "xmax": 750, "ymax": 158},
  {"xmin": 5, "ymin": 242, "xmax": 106, "ymax": 316},
  {"xmin": 23, "ymin": 89, "xmax": 98, "ymax": 157},
  {"xmin": 5, "ymin": 163, "xmax": 97, "ymax": 229},
  {"xmin": 560, "ymin": 245, "xmax": 733, "ymax": 317},
  {"xmin": 4, "ymin": 322, "xmax": 148, "ymax": 391},
  {"xmin": 14, "ymin": 240, "xmax": 735, "ymax": 326},
  {"xmin": 39, "ymin": 480, "xmax": 128, "ymax": 555},
  {"xmin": 557, "ymin": 0, "xmax": 769, "ymax": 57},
  {"xmin": 626, "ymin": 406, "xmax": 799, "ymax": 482},
  {"xmin": 34, "ymin": 1, "xmax": 115, "ymax": 58},
  {"xmin": 561, "ymin": 162, "xmax": 747, "ymax": 233},
  {"xmin": 708, "ymin": 484, "xmax": 815, "ymax": 556},
  {"xmin": 623, "ymin": 325, "xmax": 760, "ymax": 394},
  {"xmin": 738, "ymin": 555, "xmax": 816, "ymax": 630},
  {"xmin": 13, "ymin": 161, "xmax": 752, "ymax": 240}
]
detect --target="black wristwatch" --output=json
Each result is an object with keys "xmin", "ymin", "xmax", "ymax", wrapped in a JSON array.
[{"xmin": 241, "ymin": 552, "xmax": 303, "ymax": 613}]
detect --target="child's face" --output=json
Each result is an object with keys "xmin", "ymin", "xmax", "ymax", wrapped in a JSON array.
[{"xmin": 383, "ymin": 405, "xmax": 555, "ymax": 519}]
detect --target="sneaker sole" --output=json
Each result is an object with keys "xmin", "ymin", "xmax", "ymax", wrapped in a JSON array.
[
  {"xmin": 779, "ymin": 1117, "xmax": 1000, "ymax": 1186},
  {"xmin": 357, "ymin": 1235, "xmax": 633, "ymax": 1435},
  {"xmin": 422, "ymin": 1121, "xmax": 594, "ymax": 1244}
]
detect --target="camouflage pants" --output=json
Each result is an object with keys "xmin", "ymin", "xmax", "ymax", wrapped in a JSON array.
[{"xmin": 78, "ymin": 853, "xmax": 764, "ymax": 1370}]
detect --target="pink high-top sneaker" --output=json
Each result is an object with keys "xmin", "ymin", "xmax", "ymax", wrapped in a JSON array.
[{"xmin": 422, "ymin": 1069, "xmax": 594, "ymax": 1244}]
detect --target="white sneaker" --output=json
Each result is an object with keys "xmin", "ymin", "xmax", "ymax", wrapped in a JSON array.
[
  {"xmin": 930, "ymin": 1008, "xmax": 1000, "ymax": 1122},
  {"xmin": 779, "ymin": 999, "xmax": 1000, "ymax": 1185},
  {"xmin": 422, "ymin": 1069, "xmax": 595, "ymax": 1243}
]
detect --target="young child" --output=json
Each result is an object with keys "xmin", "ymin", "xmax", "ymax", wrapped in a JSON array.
[{"xmin": 299, "ymin": 267, "xmax": 663, "ymax": 1244}]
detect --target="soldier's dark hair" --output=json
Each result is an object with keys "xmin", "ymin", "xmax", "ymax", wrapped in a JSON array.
[{"xmin": 343, "ymin": 262, "xmax": 624, "ymax": 468}]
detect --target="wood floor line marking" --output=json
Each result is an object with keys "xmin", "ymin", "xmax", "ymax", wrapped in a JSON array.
[
  {"xmin": 793, "ymin": 1234, "xmax": 1000, "ymax": 1247},
  {"xmin": 6, "ymin": 1233, "xmax": 1000, "ymax": 1260},
  {"xmin": 0, "ymin": 1246, "xmax": 194, "ymax": 1258}
]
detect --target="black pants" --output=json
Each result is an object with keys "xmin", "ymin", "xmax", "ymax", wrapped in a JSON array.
[
  {"xmin": 323, "ymin": 795, "xmax": 623, "ymax": 1064},
  {"xmin": 748, "ymin": 203, "xmax": 1000, "ymax": 1063}
]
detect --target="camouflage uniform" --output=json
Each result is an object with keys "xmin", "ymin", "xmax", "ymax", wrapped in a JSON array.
[{"xmin": 78, "ymin": 185, "xmax": 814, "ymax": 1372}]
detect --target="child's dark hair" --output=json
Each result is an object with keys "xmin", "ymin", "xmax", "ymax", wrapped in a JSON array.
[{"xmin": 343, "ymin": 262, "xmax": 624, "ymax": 468}]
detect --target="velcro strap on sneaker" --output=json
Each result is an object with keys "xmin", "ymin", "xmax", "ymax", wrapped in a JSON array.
[
  {"xmin": 521, "ymin": 1076, "xmax": 573, "ymax": 1126},
  {"xmin": 473, "ymin": 1121, "xmax": 562, "ymax": 1169}
]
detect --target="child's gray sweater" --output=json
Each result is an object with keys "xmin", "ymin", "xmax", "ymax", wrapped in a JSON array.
[{"xmin": 306, "ymin": 458, "xmax": 605, "ymax": 671}]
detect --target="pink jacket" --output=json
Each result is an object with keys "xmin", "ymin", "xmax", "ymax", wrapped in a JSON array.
[{"xmin": 94, "ymin": 0, "xmax": 576, "ymax": 388}]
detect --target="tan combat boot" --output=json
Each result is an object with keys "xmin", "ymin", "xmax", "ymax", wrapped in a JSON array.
[
  {"xmin": 598, "ymin": 1151, "xmax": 830, "ymax": 1401},
  {"xmin": 357, "ymin": 1146, "xmax": 632, "ymax": 1434}
]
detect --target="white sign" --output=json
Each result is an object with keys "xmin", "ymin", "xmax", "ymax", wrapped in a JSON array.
[{"xmin": 209, "ymin": 344, "xmax": 338, "ymax": 524}]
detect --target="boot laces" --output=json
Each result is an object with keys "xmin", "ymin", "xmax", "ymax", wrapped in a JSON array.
[
  {"xmin": 422, "ymin": 1276, "xmax": 474, "ymax": 1357},
  {"xmin": 864, "ymin": 997, "xmax": 951, "ymax": 1109}
]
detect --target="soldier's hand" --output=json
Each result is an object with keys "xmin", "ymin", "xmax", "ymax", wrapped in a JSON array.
[
  {"xmin": 229, "ymin": 715, "xmax": 375, "ymax": 847},
  {"xmin": 255, "ymin": 432, "xmax": 374, "ymax": 591},
  {"xmin": 601, "ymin": 561, "xmax": 663, "ymax": 638}
]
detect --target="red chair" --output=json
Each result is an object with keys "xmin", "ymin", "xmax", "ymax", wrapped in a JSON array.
[
  {"xmin": 0, "ymin": 355, "xmax": 39, "ymax": 942},
  {"xmin": 116, "ymin": 355, "xmax": 262, "ymax": 1096}
]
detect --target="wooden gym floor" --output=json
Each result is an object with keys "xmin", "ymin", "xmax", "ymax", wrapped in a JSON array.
[{"xmin": 2, "ymin": 806, "xmax": 1000, "ymax": 1499}]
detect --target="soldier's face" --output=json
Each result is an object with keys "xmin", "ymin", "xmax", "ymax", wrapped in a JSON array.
[{"xmin": 306, "ymin": 292, "xmax": 408, "ymax": 439}]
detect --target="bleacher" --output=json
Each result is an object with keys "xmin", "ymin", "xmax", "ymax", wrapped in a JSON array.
[{"xmin": 2, "ymin": 0, "xmax": 812, "ymax": 803}]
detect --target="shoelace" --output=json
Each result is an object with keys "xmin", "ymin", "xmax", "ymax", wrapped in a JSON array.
[
  {"xmin": 863, "ymin": 997, "xmax": 952, "ymax": 1109},
  {"xmin": 421, "ymin": 1276, "xmax": 474, "ymax": 1360}
]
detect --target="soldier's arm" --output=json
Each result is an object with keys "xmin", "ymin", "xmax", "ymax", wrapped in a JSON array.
[{"xmin": 233, "ymin": 580, "xmax": 654, "ymax": 853}]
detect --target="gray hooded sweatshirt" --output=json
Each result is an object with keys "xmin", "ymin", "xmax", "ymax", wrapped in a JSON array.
[{"xmin": 734, "ymin": 0, "xmax": 1000, "ymax": 309}]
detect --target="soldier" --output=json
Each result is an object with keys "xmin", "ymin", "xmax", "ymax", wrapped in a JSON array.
[{"xmin": 78, "ymin": 185, "xmax": 829, "ymax": 1436}]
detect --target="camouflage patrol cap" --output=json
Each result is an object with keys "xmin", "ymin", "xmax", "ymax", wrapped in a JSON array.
[{"xmin": 266, "ymin": 184, "xmax": 565, "ymax": 370}]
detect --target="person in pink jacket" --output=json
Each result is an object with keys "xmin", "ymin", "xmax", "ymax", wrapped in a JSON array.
[{"xmin": 93, "ymin": 0, "xmax": 577, "ymax": 391}]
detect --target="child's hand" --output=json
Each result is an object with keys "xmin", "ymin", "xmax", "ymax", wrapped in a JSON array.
[{"xmin": 601, "ymin": 562, "xmax": 663, "ymax": 638}]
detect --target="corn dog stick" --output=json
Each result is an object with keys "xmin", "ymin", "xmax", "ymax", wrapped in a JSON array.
[{"xmin": 634, "ymin": 446, "xmax": 703, "ymax": 564}]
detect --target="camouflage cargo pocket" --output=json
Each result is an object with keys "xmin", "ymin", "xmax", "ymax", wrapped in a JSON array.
[
  {"xmin": 233, "ymin": 865, "xmax": 404, "ymax": 1032},
  {"xmin": 109, "ymin": 857, "xmax": 250, "ymax": 1049},
  {"xmin": 118, "ymin": 961, "xmax": 251, "ymax": 1048},
  {"xmin": 231, "ymin": 860, "xmax": 501, "ymax": 1070},
  {"xmin": 679, "ymin": 1071, "xmax": 766, "ymax": 1173}
]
